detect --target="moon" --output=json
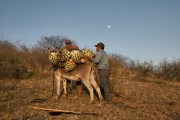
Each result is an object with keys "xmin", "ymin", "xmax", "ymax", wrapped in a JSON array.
[{"xmin": 108, "ymin": 25, "xmax": 110, "ymax": 28}]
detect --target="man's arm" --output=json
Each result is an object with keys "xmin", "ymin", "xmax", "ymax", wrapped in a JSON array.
[{"xmin": 90, "ymin": 51, "xmax": 102, "ymax": 63}]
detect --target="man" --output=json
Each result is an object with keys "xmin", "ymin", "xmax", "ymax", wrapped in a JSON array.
[
  {"xmin": 86, "ymin": 42, "xmax": 111, "ymax": 103},
  {"xmin": 64, "ymin": 39, "xmax": 82, "ymax": 96},
  {"xmin": 64, "ymin": 39, "xmax": 79, "ymax": 51}
]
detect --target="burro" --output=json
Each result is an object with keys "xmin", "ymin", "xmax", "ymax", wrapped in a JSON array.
[{"xmin": 48, "ymin": 48, "xmax": 104, "ymax": 103}]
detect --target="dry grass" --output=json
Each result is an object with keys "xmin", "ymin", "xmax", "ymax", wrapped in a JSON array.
[{"xmin": 0, "ymin": 73, "xmax": 180, "ymax": 120}]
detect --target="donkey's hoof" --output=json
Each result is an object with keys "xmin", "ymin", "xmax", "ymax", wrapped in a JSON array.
[
  {"xmin": 62, "ymin": 94, "xmax": 67, "ymax": 97},
  {"xmin": 55, "ymin": 96, "xmax": 60, "ymax": 99},
  {"xmin": 90, "ymin": 101, "xmax": 94, "ymax": 104},
  {"xmin": 100, "ymin": 99, "xmax": 105, "ymax": 102}
]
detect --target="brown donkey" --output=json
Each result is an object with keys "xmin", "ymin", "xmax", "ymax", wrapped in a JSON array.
[{"xmin": 48, "ymin": 48, "xmax": 103, "ymax": 103}]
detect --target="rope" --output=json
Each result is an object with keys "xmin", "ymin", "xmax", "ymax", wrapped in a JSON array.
[{"xmin": 31, "ymin": 69, "xmax": 55, "ymax": 103}]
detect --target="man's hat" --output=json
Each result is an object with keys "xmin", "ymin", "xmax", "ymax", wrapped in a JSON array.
[
  {"xmin": 94, "ymin": 42, "xmax": 105, "ymax": 48},
  {"xmin": 65, "ymin": 39, "xmax": 72, "ymax": 45}
]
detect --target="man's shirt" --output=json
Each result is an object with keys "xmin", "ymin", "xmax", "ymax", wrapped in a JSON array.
[{"xmin": 90, "ymin": 50, "xmax": 109, "ymax": 69}]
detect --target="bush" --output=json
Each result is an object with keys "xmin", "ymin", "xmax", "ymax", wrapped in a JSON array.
[
  {"xmin": 0, "ymin": 51, "xmax": 28, "ymax": 79},
  {"xmin": 126, "ymin": 59, "xmax": 154, "ymax": 77},
  {"xmin": 154, "ymin": 59, "xmax": 180, "ymax": 81},
  {"xmin": 108, "ymin": 53, "xmax": 128, "ymax": 78},
  {"xmin": 126, "ymin": 58, "xmax": 180, "ymax": 81},
  {"xmin": 108, "ymin": 53, "xmax": 128, "ymax": 92},
  {"xmin": 0, "ymin": 40, "xmax": 28, "ymax": 79}
]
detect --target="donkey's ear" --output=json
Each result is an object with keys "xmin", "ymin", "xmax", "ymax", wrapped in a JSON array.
[
  {"xmin": 55, "ymin": 47, "xmax": 59, "ymax": 53},
  {"xmin": 48, "ymin": 48, "xmax": 51, "ymax": 54}
]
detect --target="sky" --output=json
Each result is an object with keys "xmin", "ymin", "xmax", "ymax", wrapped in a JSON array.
[{"xmin": 1, "ymin": 0, "xmax": 180, "ymax": 64}]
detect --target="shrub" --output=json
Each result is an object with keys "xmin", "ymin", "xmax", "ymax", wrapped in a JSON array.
[
  {"xmin": 0, "ymin": 51, "xmax": 28, "ymax": 79},
  {"xmin": 108, "ymin": 53, "xmax": 128, "ymax": 92},
  {"xmin": 0, "ymin": 40, "xmax": 28, "ymax": 79},
  {"xmin": 155, "ymin": 58, "xmax": 180, "ymax": 81},
  {"xmin": 108, "ymin": 53, "xmax": 128, "ymax": 77},
  {"xmin": 126, "ymin": 59, "xmax": 154, "ymax": 77}
]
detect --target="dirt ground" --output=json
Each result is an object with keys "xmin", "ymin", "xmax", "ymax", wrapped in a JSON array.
[{"xmin": 0, "ymin": 75, "xmax": 180, "ymax": 120}]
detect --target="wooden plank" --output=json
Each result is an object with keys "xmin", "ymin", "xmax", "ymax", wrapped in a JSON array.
[{"xmin": 32, "ymin": 106, "xmax": 100, "ymax": 116}]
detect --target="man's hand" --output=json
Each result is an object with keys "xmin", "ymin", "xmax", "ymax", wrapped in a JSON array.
[
  {"xmin": 86, "ymin": 55, "xmax": 91, "ymax": 60},
  {"xmin": 92, "ymin": 55, "xmax": 96, "ymax": 58}
]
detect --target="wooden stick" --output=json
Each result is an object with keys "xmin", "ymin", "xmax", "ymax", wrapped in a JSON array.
[{"xmin": 32, "ymin": 106, "xmax": 100, "ymax": 116}]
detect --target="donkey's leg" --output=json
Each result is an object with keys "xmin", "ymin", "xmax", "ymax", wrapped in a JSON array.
[
  {"xmin": 82, "ymin": 80, "xmax": 94, "ymax": 103},
  {"xmin": 89, "ymin": 72, "xmax": 104, "ymax": 101},
  {"xmin": 55, "ymin": 75, "xmax": 61, "ymax": 99},
  {"xmin": 63, "ymin": 78, "xmax": 67, "ymax": 97}
]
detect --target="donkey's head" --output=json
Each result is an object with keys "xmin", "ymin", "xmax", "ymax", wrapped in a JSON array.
[{"xmin": 48, "ymin": 47, "xmax": 59, "ymax": 54}]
